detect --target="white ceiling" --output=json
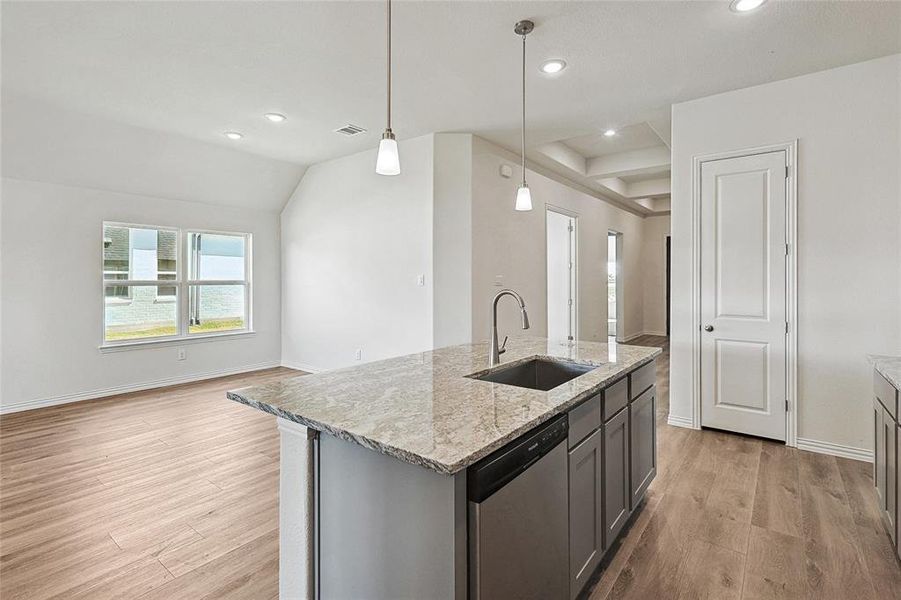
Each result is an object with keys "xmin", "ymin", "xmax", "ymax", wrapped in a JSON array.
[
  {"xmin": 564, "ymin": 123, "xmax": 665, "ymax": 159},
  {"xmin": 3, "ymin": 0, "xmax": 900, "ymax": 202}
]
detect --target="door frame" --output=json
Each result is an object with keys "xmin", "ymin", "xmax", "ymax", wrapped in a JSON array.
[
  {"xmin": 607, "ymin": 230, "xmax": 624, "ymax": 342},
  {"xmin": 546, "ymin": 204, "xmax": 579, "ymax": 342},
  {"xmin": 689, "ymin": 141, "xmax": 798, "ymax": 447}
]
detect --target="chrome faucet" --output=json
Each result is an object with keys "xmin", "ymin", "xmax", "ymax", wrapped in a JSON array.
[{"xmin": 489, "ymin": 289, "xmax": 530, "ymax": 367}]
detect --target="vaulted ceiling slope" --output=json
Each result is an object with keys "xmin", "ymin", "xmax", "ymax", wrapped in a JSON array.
[
  {"xmin": 2, "ymin": 93, "xmax": 305, "ymax": 211},
  {"xmin": 3, "ymin": 1, "xmax": 899, "ymax": 208}
]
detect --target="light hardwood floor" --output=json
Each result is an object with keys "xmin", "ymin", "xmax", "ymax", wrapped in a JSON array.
[{"xmin": 2, "ymin": 339, "xmax": 899, "ymax": 599}]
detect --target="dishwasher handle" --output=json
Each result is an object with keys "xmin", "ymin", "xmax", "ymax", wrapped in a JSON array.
[{"xmin": 467, "ymin": 414, "xmax": 568, "ymax": 503}]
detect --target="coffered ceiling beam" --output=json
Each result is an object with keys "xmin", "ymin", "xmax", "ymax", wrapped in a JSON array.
[{"xmin": 586, "ymin": 145, "xmax": 670, "ymax": 179}]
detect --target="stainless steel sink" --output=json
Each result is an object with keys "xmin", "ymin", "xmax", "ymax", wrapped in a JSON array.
[{"xmin": 469, "ymin": 358, "xmax": 599, "ymax": 391}]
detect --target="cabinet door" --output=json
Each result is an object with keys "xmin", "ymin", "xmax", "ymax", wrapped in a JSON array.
[
  {"xmin": 875, "ymin": 400, "xmax": 886, "ymax": 509},
  {"xmin": 568, "ymin": 430, "xmax": 603, "ymax": 600},
  {"xmin": 886, "ymin": 414, "xmax": 896, "ymax": 546},
  {"xmin": 630, "ymin": 386, "xmax": 657, "ymax": 507},
  {"xmin": 603, "ymin": 407, "xmax": 630, "ymax": 548}
]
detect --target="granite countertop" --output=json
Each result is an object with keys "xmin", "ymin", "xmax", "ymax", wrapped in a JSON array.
[
  {"xmin": 227, "ymin": 338, "xmax": 660, "ymax": 475},
  {"xmin": 869, "ymin": 354, "xmax": 901, "ymax": 390}
]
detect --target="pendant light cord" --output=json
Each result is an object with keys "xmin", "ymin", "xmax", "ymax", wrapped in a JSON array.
[
  {"xmin": 387, "ymin": 0, "xmax": 392, "ymax": 132},
  {"xmin": 521, "ymin": 31, "xmax": 526, "ymax": 186}
]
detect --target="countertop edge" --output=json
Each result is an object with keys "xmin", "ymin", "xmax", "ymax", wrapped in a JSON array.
[
  {"xmin": 868, "ymin": 354, "xmax": 901, "ymax": 390},
  {"xmin": 227, "ymin": 348, "xmax": 661, "ymax": 475}
]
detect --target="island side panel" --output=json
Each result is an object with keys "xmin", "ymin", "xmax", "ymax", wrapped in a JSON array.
[
  {"xmin": 317, "ymin": 433, "xmax": 466, "ymax": 600},
  {"xmin": 277, "ymin": 418, "xmax": 318, "ymax": 600}
]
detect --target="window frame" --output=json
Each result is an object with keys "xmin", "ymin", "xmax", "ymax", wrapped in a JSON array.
[
  {"xmin": 100, "ymin": 222, "xmax": 253, "ymax": 348},
  {"xmin": 184, "ymin": 229, "xmax": 253, "ymax": 337}
]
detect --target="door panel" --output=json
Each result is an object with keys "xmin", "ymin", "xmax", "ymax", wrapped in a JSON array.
[
  {"xmin": 568, "ymin": 431, "xmax": 602, "ymax": 599},
  {"xmin": 547, "ymin": 210, "xmax": 575, "ymax": 342},
  {"xmin": 886, "ymin": 414, "xmax": 896, "ymax": 545},
  {"xmin": 876, "ymin": 401, "xmax": 886, "ymax": 508},
  {"xmin": 603, "ymin": 407, "xmax": 629, "ymax": 546},
  {"xmin": 630, "ymin": 387, "xmax": 656, "ymax": 507},
  {"xmin": 700, "ymin": 151, "xmax": 787, "ymax": 441}
]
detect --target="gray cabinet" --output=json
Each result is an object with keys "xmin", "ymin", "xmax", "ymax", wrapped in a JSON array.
[
  {"xmin": 873, "ymin": 369, "xmax": 899, "ymax": 559},
  {"xmin": 565, "ymin": 358, "xmax": 657, "ymax": 599},
  {"xmin": 568, "ymin": 431, "xmax": 603, "ymax": 599},
  {"xmin": 875, "ymin": 399, "xmax": 886, "ymax": 509},
  {"xmin": 569, "ymin": 394, "xmax": 601, "ymax": 449},
  {"xmin": 603, "ymin": 407, "xmax": 630, "ymax": 547},
  {"xmin": 630, "ymin": 386, "xmax": 656, "ymax": 507},
  {"xmin": 887, "ymin": 412, "xmax": 896, "ymax": 546}
]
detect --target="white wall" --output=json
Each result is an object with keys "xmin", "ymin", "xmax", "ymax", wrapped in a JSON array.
[
  {"xmin": 281, "ymin": 135, "xmax": 435, "ymax": 372},
  {"xmin": 642, "ymin": 215, "xmax": 671, "ymax": 337},
  {"xmin": 670, "ymin": 54, "xmax": 901, "ymax": 452},
  {"xmin": 471, "ymin": 138, "xmax": 655, "ymax": 345},
  {"xmin": 433, "ymin": 134, "xmax": 473, "ymax": 348},
  {"xmin": 0, "ymin": 178, "xmax": 282, "ymax": 411}
]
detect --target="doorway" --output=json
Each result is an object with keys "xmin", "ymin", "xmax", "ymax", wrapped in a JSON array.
[
  {"xmin": 546, "ymin": 208, "xmax": 576, "ymax": 342},
  {"xmin": 698, "ymin": 149, "xmax": 789, "ymax": 441},
  {"xmin": 665, "ymin": 235, "xmax": 671, "ymax": 337},
  {"xmin": 607, "ymin": 231, "xmax": 623, "ymax": 343}
]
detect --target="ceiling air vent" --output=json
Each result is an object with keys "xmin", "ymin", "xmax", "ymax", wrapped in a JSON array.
[{"xmin": 334, "ymin": 124, "xmax": 367, "ymax": 137}]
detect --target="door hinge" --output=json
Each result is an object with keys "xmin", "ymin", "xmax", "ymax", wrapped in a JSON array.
[
  {"xmin": 785, "ymin": 243, "xmax": 790, "ymax": 256},
  {"xmin": 785, "ymin": 321, "xmax": 789, "ymax": 334},
  {"xmin": 568, "ymin": 298, "xmax": 573, "ymax": 306},
  {"xmin": 785, "ymin": 400, "xmax": 790, "ymax": 412},
  {"xmin": 568, "ymin": 224, "xmax": 574, "ymax": 232},
  {"xmin": 784, "ymin": 166, "xmax": 789, "ymax": 178}
]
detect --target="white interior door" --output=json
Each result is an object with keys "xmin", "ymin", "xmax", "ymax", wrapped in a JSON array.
[
  {"xmin": 547, "ymin": 210, "xmax": 576, "ymax": 342},
  {"xmin": 700, "ymin": 151, "xmax": 787, "ymax": 441}
]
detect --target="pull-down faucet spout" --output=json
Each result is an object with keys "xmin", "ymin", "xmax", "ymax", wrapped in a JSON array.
[{"xmin": 488, "ymin": 289, "xmax": 530, "ymax": 368}]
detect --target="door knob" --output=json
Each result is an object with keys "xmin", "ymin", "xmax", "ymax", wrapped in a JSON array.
[{"xmin": 704, "ymin": 325, "xmax": 714, "ymax": 332}]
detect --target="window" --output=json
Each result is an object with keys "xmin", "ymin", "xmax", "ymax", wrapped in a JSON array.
[{"xmin": 102, "ymin": 223, "xmax": 251, "ymax": 344}]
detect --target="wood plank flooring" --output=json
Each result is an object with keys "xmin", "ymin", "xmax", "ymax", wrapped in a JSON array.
[{"xmin": 2, "ymin": 339, "xmax": 899, "ymax": 599}]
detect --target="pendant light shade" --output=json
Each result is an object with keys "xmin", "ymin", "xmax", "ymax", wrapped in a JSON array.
[
  {"xmin": 514, "ymin": 20, "xmax": 534, "ymax": 211},
  {"xmin": 376, "ymin": 0, "xmax": 400, "ymax": 176},
  {"xmin": 515, "ymin": 183, "xmax": 533, "ymax": 211},
  {"xmin": 376, "ymin": 134, "xmax": 400, "ymax": 176}
]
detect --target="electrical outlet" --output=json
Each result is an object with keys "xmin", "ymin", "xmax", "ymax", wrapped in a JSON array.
[
  {"xmin": 177, "ymin": 348, "xmax": 186, "ymax": 361},
  {"xmin": 355, "ymin": 348, "xmax": 362, "ymax": 361}
]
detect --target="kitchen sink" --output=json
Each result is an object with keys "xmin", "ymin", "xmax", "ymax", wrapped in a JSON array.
[{"xmin": 468, "ymin": 357, "xmax": 599, "ymax": 391}]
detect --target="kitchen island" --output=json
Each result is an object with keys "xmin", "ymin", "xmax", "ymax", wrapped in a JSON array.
[
  {"xmin": 228, "ymin": 338, "xmax": 661, "ymax": 600},
  {"xmin": 869, "ymin": 354, "xmax": 901, "ymax": 563}
]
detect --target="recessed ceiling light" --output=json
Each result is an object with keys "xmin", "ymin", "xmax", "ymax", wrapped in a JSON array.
[
  {"xmin": 603, "ymin": 129, "xmax": 617, "ymax": 137},
  {"xmin": 540, "ymin": 59, "xmax": 567, "ymax": 74},
  {"xmin": 730, "ymin": 0, "xmax": 767, "ymax": 12},
  {"xmin": 224, "ymin": 131, "xmax": 243, "ymax": 140},
  {"xmin": 264, "ymin": 113, "xmax": 287, "ymax": 123}
]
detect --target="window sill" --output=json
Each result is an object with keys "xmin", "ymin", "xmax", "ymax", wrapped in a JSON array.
[{"xmin": 99, "ymin": 330, "xmax": 256, "ymax": 353}]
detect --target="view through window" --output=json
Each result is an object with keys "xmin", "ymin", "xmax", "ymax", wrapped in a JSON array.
[{"xmin": 102, "ymin": 224, "xmax": 250, "ymax": 343}]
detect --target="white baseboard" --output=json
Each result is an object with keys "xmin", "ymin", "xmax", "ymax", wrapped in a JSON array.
[
  {"xmin": 666, "ymin": 414, "xmax": 696, "ymax": 429},
  {"xmin": 796, "ymin": 437, "xmax": 873, "ymax": 463},
  {"xmin": 0, "ymin": 361, "xmax": 281, "ymax": 415},
  {"xmin": 620, "ymin": 331, "xmax": 668, "ymax": 343},
  {"xmin": 281, "ymin": 361, "xmax": 324, "ymax": 374}
]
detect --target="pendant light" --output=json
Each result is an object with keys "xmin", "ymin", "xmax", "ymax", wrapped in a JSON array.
[
  {"xmin": 376, "ymin": 0, "xmax": 400, "ymax": 176},
  {"xmin": 514, "ymin": 20, "xmax": 534, "ymax": 211}
]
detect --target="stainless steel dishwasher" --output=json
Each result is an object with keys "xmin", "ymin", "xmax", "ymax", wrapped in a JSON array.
[{"xmin": 468, "ymin": 414, "xmax": 569, "ymax": 600}]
